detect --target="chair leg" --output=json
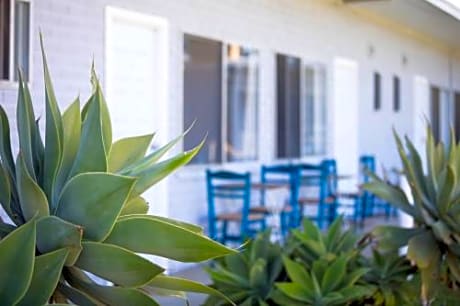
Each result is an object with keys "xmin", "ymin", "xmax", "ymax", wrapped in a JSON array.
[{"xmin": 222, "ymin": 221, "xmax": 228, "ymax": 244}]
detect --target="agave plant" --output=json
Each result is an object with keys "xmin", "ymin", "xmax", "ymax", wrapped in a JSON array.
[
  {"xmin": 204, "ymin": 231, "xmax": 284, "ymax": 306},
  {"xmin": 359, "ymin": 250, "xmax": 417, "ymax": 306},
  {"xmin": 0, "ymin": 36, "xmax": 236, "ymax": 305},
  {"xmin": 286, "ymin": 216, "xmax": 361, "ymax": 267},
  {"xmin": 364, "ymin": 126, "xmax": 460, "ymax": 305},
  {"xmin": 272, "ymin": 255, "xmax": 371, "ymax": 306}
]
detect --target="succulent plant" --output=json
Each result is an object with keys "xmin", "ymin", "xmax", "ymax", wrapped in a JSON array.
[
  {"xmin": 359, "ymin": 250, "xmax": 417, "ymax": 306},
  {"xmin": 204, "ymin": 231, "xmax": 284, "ymax": 306},
  {"xmin": 272, "ymin": 255, "xmax": 371, "ymax": 306},
  {"xmin": 0, "ymin": 36, "xmax": 235, "ymax": 305},
  {"xmin": 286, "ymin": 216, "xmax": 361, "ymax": 267},
  {"xmin": 364, "ymin": 126, "xmax": 460, "ymax": 305}
]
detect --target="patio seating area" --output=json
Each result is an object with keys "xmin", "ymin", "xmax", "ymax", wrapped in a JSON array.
[{"xmin": 206, "ymin": 155, "xmax": 398, "ymax": 245}]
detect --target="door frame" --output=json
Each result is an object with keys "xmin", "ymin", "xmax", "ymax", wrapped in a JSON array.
[{"xmin": 104, "ymin": 6, "xmax": 170, "ymax": 217}]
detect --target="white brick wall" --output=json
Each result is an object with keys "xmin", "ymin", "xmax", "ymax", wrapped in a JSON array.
[{"xmin": 1, "ymin": 0, "xmax": 460, "ymax": 271}]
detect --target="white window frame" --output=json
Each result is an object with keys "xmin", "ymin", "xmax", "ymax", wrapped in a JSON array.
[{"xmin": 0, "ymin": 0, "xmax": 33, "ymax": 88}]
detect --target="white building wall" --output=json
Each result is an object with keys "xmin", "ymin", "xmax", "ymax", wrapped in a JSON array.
[{"xmin": 1, "ymin": 0, "xmax": 460, "ymax": 271}]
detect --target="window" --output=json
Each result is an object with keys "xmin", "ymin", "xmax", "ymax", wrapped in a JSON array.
[
  {"xmin": 183, "ymin": 34, "xmax": 259, "ymax": 164},
  {"xmin": 276, "ymin": 54, "xmax": 327, "ymax": 159},
  {"xmin": 373, "ymin": 72, "xmax": 381, "ymax": 111},
  {"xmin": 226, "ymin": 45, "xmax": 259, "ymax": 162},
  {"xmin": 0, "ymin": 0, "xmax": 31, "ymax": 82},
  {"xmin": 430, "ymin": 86, "xmax": 452, "ymax": 143},
  {"xmin": 393, "ymin": 75, "xmax": 400, "ymax": 112}
]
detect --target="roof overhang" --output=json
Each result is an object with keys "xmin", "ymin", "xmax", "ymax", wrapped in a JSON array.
[{"xmin": 343, "ymin": 0, "xmax": 460, "ymax": 54}]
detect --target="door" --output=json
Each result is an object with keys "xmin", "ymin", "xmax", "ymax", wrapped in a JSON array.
[
  {"xmin": 105, "ymin": 7, "xmax": 169, "ymax": 218},
  {"xmin": 332, "ymin": 57, "xmax": 359, "ymax": 192}
]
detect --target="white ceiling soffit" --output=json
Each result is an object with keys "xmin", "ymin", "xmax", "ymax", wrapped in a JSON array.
[{"xmin": 343, "ymin": 0, "xmax": 460, "ymax": 52}]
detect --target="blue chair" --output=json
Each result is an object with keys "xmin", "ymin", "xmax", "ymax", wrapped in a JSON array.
[
  {"xmin": 206, "ymin": 170, "xmax": 265, "ymax": 244},
  {"xmin": 260, "ymin": 164, "xmax": 298, "ymax": 234},
  {"xmin": 297, "ymin": 159, "xmax": 339, "ymax": 229},
  {"xmin": 360, "ymin": 155, "xmax": 396, "ymax": 218}
]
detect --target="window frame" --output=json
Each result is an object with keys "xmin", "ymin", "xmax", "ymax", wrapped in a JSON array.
[
  {"xmin": 275, "ymin": 53, "xmax": 328, "ymax": 161},
  {"xmin": 183, "ymin": 34, "xmax": 261, "ymax": 166},
  {"xmin": 0, "ymin": 0, "xmax": 32, "ymax": 88}
]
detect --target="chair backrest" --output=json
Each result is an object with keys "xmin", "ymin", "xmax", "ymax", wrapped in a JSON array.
[
  {"xmin": 359, "ymin": 155, "xmax": 375, "ymax": 184},
  {"xmin": 206, "ymin": 170, "xmax": 251, "ymax": 240},
  {"xmin": 261, "ymin": 164, "xmax": 299, "ymax": 226}
]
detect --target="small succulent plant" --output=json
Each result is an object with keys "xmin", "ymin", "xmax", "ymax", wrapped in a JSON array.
[
  {"xmin": 0, "ymin": 36, "xmax": 235, "ymax": 305},
  {"xmin": 205, "ymin": 231, "xmax": 284, "ymax": 306}
]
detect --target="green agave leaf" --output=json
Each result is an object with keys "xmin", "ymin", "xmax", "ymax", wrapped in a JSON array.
[
  {"xmin": 122, "ymin": 123, "xmax": 194, "ymax": 175},
  {"xmin": 438, "ymin": 165, "xmax": 456, "ymax": 215},
  {"xmin": 16, "ymin": 154, "xmax": 49, "ymax": 220},
  {"xmin": 426, "ymin": 125, "xmax": 439, "ymax": 192},
  {"xmin": 363, "ymin": 177, "xmax": 417, "ymax": 219},
  {"xmin": 0, "ymin": 106, "xmax": 15, "ymax": 180},
  {"xmin": 90, "ymin": 63, "xmax": 112, "ymax": 154},
  {"xmin": 321, "ymin": 256, "xmax": 347, "ymax": 294},
  {"xmin": 129, "ymin": 140, "xmax": 204, "ymax": 199},
  {"xmin": 249, "ymin": 258, "xmax": 267, "ymax": 288},
  {"xmin": 342, "ymin": 267, "xmax": 369, "ymax": 286},
  {"xmin": 40, "ymin": 35, "xmax": 64, "ymax": 204},
  {"xmin": 282, "ymin": 256, "xmax": 313, "ymax": 292},
  {"xmin": 405, "ymin": 136, "xmax": 431, "ymax": 207},
  {"xmin": 105, "ymin": 215, "xmax": 236, "ymax": 262},
  {"xmin": 16, "ymin": 71, "xmax": 37, "ymax": 180},
  {"xmin": 118, "ymin": 214, "xmax": 204, "ymax": 235},
  {"xmin": 292, "ymin": 230, "xmax": 326, "ymax": 257},
  {"xmin": 54, "ymin": 98, "xmax": 81, "ymax": 207},
  {"xmin": 57, "ymin": 282, "xmax": 98, "ymax": 306},
  {"xmin": 32, "ymin": 119, "xmax": 44, "ymax": 187},
  {"xmin": 69, "ymin": 89, "xmax": 107, "ymax": 177},
  {"xmin": 16, "ymin": 248, "xmax": 69, "ymax": 306},
  {"xmin": 432, "ymin": 220, "xmax": 453, "ymax": 245},
  {"xmin": 407, "ymin": 230, "xmax": 440, "ymax": 269},
  {"xmin": 36, "ymin": 216, "xmax": 82, "ymax": 266},
  {"xmin": 109, "ymin": 134, "xmax": 154, "ymax": 173},
  {"xmin": 56, "ymin": 173, "xmax": 136, "ymax": 241},
  {"xmin": 275, "ymin": 283, "xmax": 311, "ymax": 302},
  {"xmin": 0, "ymin": 220, "xmax": 36, "ymax": 305},
  {"xmin": 372, "ymin": 226, "xmax": 424, "ymax": 251},
  {"xmin": 120, "ymin": 196, "xmax": 149, "ymax": 216},
  {"xmin": 76, "ymin": 241, "xmax": 164, "ymax": 287},
  {"xmin": 145, "ymin": 274, "xmax": 235, "ymax": 305},
  {"xmin": 67, "ymin": 269, "xmax": 159, "ymax": 306},
  {"xmin": 224, "ymin": 253, "xmax": 249, "ymax": 279},
  {"xmin": 0, "ymin": 161, "xmax": 12, "ymax": 216},
  {"xmin": 205, "ymin": 266, "xmax": 250, "ymax": 289}
]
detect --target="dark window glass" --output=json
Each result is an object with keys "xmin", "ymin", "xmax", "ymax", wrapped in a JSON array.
[
  {"xmin": 183, "ymin": 34, "xmax": 222, "ymax": 164},
  {"xmin": 455, "ymin": 92, "xmax": 460, "ymax": 142},
  {"xmin": 14, "ymin": 0, "xmax": 30, "ymax": 81},
  {"xmin": 373, "ymin": 72, "xmax": 381, "ymax": 111},
  {"xmin": 393, "ymin": 76, "xmax": 400, "ymax": 112},
  {"xmin": 276, "ymin": 54, "xmax": 301, "ymax": 158},
  {"xmin": 0, "ymin": 0, "xmax": 10, "ymax": 80},
  {"xmin": 430, "ymin": 86, "xmax": 440, "ymax": 143},
  {"xmin": 226, "ymin": 45, "xmax": 259, "ymax": 162}
]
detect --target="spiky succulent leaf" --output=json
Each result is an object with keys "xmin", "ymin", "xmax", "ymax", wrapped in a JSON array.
[
  {"xmin": 0, "ymin": 220, "xmax": 36, "ymax": 305},
  {"xmin": 105, "ymin": 215, "xmax": 235, "ymax": 262}
]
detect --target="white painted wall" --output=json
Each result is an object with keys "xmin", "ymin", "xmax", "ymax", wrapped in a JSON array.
[{"xmin": 1, "ymin": 0, "xmax": 460, "ymax": 271}]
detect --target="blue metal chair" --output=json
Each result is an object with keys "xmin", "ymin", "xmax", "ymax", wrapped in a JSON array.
[
  {"xmin": 360, "ymin": 155, "xmax": 396, "ymax": 218},
  {"xmin": 297, "ymin": 159, "xmax": 339, "ymax": 229},
  {"xmin": 206, "ymin": 170, "xmax": 265, "ymax": 244},
  {"xmin": 260, "ymin": 164, "xmax": 298, "ymax": 234}
]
